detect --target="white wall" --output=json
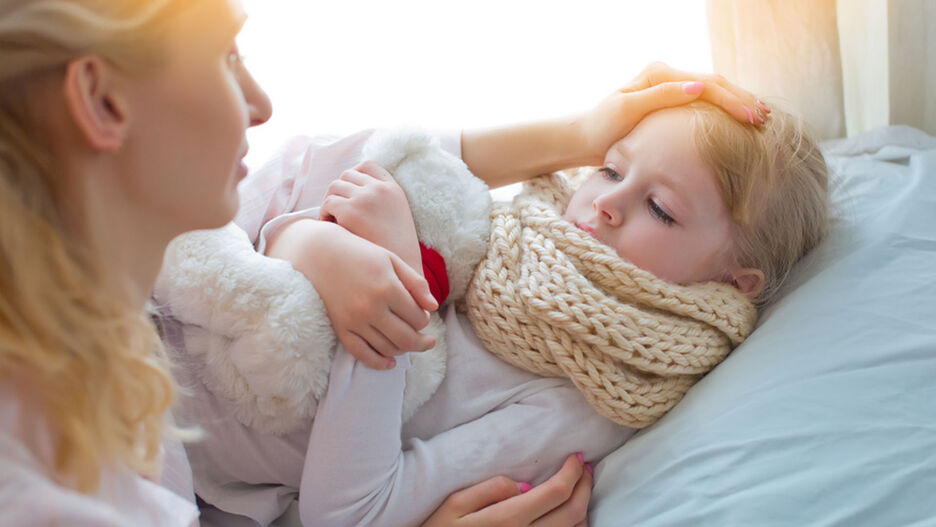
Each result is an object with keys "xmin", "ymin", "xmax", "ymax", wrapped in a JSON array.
[{"xmin": 238, "ymin": 0, "xmax": 713, "ymax": 170}]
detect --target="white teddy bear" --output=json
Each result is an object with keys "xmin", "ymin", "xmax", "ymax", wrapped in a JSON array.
[{"xmin": 153, "ymin": 129, "xmax": 491, "ymax": 435}]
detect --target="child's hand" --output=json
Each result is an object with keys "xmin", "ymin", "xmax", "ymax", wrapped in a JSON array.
[
  {"xmin": 265, "ymin": 218, "xmax": 438, "ymax": 370},
  {"xmin": 320, "ymin": 160, "xmax": 422, "ymax": 273},
  {"xmin": 578, "ymin": 61, "xmax": 769, "ymax": 160}
]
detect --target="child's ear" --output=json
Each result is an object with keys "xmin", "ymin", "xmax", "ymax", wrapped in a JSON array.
[
  {"xmin": 62, "ymin": 56, "xmax": 129, "ymax": 152},
  {"xmin": 729, "ymin": 267, "xmax": 765, "ymax": 300}
]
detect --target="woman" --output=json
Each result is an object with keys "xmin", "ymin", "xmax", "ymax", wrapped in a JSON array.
[{"xmin": 0, "ymin": 0, "xmax": 764, "ymax": 525}]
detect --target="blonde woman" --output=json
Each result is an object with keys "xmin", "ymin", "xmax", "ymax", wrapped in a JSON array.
[{"xmin": 0, "ymin": 0, "xmax": 767, "ymax": 524}]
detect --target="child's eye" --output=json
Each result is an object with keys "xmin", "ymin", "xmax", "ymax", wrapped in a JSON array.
[
  {"xmin": 648, "ymin": 199, "xmax": 675, "ymax": 226},
  {"xmin": 599, "ymin": 166, "xmax": 622, "ymax": 181}
]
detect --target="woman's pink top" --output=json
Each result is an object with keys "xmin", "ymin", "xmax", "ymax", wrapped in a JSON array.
[{"xmin": 0, "ymin": 380, "xmax": 199, "ymax": 526}]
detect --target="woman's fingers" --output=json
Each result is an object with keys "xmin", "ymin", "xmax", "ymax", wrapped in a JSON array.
[
  {"xmin": 621, "ymin": 80, "xmax": 708, "ymax": 116},
  {"xmin": 623, "ymin": 62, "xmax": 765, "ymax": 125},
  {"xmin": 422, "ymin": 454, "xmax": 591, "ymax": 527},
  {"xmin": 699, "ymin": 80, "xmax": 763, "ymax": 124},
  {"xmin": 530, "ymin": 459, "xmax": 593, "ymax": 527},
  {"xmin": 476, "ymin": 453, "xmax": 585, "ymax": 525},
  {"xmin": 448, "ymin": 476, "xmax": 524, "ymax": 516}
]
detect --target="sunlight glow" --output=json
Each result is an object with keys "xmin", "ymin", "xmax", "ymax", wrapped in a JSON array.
[{"xmin": 239, "ymin": 0, "xmax": 712, "ymax": 170}]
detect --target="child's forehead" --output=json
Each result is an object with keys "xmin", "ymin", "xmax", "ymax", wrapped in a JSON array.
[{"xmin": 607, "ymin": 109, "xmax": 697, "ymax": 166}]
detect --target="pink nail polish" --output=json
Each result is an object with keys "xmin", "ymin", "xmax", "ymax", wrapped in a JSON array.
[
  {"xmin": 743, "ymin": 106, "xmax": 755, "ymax": 124},
  {"xmin": 585, "ymin": 463, "xmax": 594, "ymax": 476},
  {"xmin": 576, "ymin": 452, "xmax": 584, "ymax": 464},
  {"xmin": 683, "ymin": 81, "xmax": 704, "ymax": 94},
  {"xmin": 756, "ymin": 99, "xmax": 771, "ymax": 113},
  {"xmin": 518, "ymin": 482, "xmax": 533, "ymax": 493}
]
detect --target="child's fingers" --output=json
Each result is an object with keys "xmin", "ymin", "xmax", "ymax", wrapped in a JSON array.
[
  {"xmin": 326, "ymin": 179, "xmax": 359, "ymax": 198},
  {"xmin": 339, "ymin": 331, "xmax": 395, "ymax": 370},
  {"xmin": 358, "ymin": 325, "xmax": 400, "ymax": 361},
  {"xmin": 390, "ymin": 253, "xmax": 439, "ymax": 313},
  {"xmin": 388, "ymin": 294, "xmax": 432, "ymax": 335},
  {"xmin": 356, "ymin": 159, "xmax": 395, "ymax": 181},
  {"xmin": 379, "ymin": 310, "xmax": 436, "ymax": 353},
  {"xmin": 320, "ymin": 194, "xmax": 349, "ymax": 222},
  {"xmin": 339, "ymin": 168, "xmax": 375, "ymax": 186}
]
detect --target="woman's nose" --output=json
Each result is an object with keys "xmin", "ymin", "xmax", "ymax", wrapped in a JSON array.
[{"xmin": 240, "ymin": 67, "xmax": 273, "ymax": 128}]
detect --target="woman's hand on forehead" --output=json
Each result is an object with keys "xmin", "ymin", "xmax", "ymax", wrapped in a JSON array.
[
  {"xmin": 576, "ymin": 61, "xmax": 769, "ymax": 161},
  {"xmin": 621, "ymin": 62, "xmax": 770, "ymax": 125}
]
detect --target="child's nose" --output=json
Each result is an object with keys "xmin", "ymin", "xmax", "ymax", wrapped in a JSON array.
[{"xmin": 593, "ymin": 189, "xmax": 629, "ymax": 226}]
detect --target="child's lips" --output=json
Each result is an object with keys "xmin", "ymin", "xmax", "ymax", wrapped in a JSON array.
[{"xmin": 576, "ymin": 222, "xmax": 599, "ymax": 239}]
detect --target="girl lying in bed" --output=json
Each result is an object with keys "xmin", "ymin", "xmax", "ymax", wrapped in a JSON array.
[{"xmin": 155, "ymin": 99, "xmax": 828, "ymax": 526}]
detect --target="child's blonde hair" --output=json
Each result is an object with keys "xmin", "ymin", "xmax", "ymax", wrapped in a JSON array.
[
  {"xmin": 0, "ymin": 0, "xmax": 196, "ymax": 493},
  {"xmin": 687, "ymin": 101, "xmax": 829, "ymax": 307}
]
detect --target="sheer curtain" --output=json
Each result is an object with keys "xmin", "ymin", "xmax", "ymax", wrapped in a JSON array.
[{"xmin": 707, "ymin": 0, "xmax": 935, "ymax": 140}]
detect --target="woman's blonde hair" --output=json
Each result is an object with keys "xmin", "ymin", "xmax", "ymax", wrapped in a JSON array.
[
  {"xmin": 0, "ymin": 0, "xmax": 195, "ymax": 493},
  {"xmin": 686, "ymin": 101, "xmax": 829, "ymax": 307}
]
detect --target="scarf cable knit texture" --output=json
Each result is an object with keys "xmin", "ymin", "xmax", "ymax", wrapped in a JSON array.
[{"xmin": 465, "ymin": 173, "xmax": 759, "ymax": 428}]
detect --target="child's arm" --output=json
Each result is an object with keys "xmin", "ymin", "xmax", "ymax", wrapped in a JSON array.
[
  {"xmin": 462, "ymin": 62, "xmax": 767, "ymax": 188},
  {"xmin": 265, "ymin": 219, "xmax": 436, "ymax": 370},
  {"xmin": 297, "ymin": 347, "xmax": 627, "ymax": 527}
]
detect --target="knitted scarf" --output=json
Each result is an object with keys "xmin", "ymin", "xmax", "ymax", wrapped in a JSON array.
[{"xmin": 465, "ymin": 173, "xmax": 758, "ymax": 428}]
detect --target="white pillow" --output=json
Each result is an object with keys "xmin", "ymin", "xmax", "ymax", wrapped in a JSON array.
[{"xmin": 591, "ymin": 125, "xmax": 936, "ymax": 526}]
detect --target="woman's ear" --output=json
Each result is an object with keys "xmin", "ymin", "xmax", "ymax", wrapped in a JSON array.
[
  {"xmin": 62, "ymin": 56, "xmax": 128, "ymax": 152},
  {"xmin": 729, "ymin": 267, "xmax": 765, "ymax": 300}
]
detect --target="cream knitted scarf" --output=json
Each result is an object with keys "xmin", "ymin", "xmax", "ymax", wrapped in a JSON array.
[{"xmin": 465, "ymin": 173, "xmax": 758, "ymax": 428}]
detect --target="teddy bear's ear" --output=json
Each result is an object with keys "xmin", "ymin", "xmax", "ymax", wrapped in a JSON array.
[
  {"xmin": 362, "ymin": 128, "xmax": 492, "ymax": 304},
  {"xmin": 361, "ymin": 128, "xmax": 436, "ymax": 173}
]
